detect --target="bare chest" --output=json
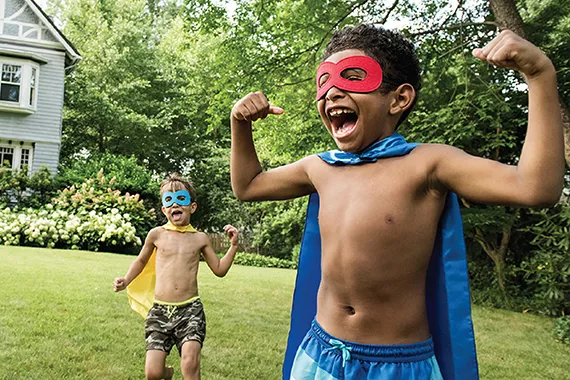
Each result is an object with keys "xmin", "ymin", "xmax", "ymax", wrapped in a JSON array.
[
  {"xmin": 316, "ymin": 160, "xmax": 433, "ymax": 229},
  {"xmin": 154, "ymin": 231, "xmax": 203, "ymax": 262}
]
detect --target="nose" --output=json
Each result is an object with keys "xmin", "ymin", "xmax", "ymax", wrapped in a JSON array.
[{"xmin": 325, "ymin": 86, "xmax": 345, "ymax": 101}]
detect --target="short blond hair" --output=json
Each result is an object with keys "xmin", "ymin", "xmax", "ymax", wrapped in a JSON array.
[{"xmin": 160, "ymin": 173, "xmax": 197, "ymax": 202}]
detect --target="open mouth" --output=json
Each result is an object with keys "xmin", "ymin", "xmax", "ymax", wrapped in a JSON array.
[
  {"xmin": 328, "ymin": 107, "xmax": 358, "ymax": 139},
  {"xmin": 171, "ymin": 210, "xmax": 183, "ymax": 221}
]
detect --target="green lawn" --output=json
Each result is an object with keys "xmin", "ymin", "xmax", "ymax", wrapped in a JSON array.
[{"xmin": 0, "ymin": 246, "xmax": 569, "ymax": 379}]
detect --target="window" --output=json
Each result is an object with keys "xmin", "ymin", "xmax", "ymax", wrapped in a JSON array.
[
  {"xmin": 1, "ymin": 64, "xmax": 21, "ymax": 102},
  {"xmin": 20, "ymin": 148, "xmax": 30, "ymax": 168},
  {"xmin": 0, "ymin": 57, "xmax": 40, "ymax": 113},
  {"xmin": 0, "ymin": 144, "xmax": 33, "ymax": 171},
  {"xmin": 0, "ymin": 147, "xmax": 14, "ymax": 167},
  {"xmin": 29, "ymin": 68, "xmax": 36, "ymax": 106}
]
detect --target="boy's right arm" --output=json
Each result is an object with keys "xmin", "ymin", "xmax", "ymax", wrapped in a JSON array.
[
  {"xmin": 231, "ymin": 91, "xmax": 316, "ymax": 201},
  {"xmin": 113, "ymin": 229, "xmax": 158, "ymax": 292}
]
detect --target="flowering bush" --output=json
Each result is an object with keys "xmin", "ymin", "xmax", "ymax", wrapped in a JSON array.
[
  {"xmin": 0, "ymin": 207, "xmax": 142, "ymax": 252},
  {"xmin": 0, "ymin": 170, "xmax": 156, "ymax": 253}
]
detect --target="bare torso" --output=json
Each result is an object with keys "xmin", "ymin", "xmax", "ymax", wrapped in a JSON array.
[
  {"xmin": 308, "ymin": 146, "xmax": 446, "ymax": 344},
  {"xmin": 152, "ymin": 229, "xmax": 207, "ymax": 303}
]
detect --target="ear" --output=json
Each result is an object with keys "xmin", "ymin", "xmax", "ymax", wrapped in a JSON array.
[
  {"xmin": 389, "ymin": 84, "xmax": 415, "ymax": 116},
  {"xmin": 190, "ymin": 202, "xmax": 198, "ymax": 214},
  {"xmin": 161, "ymin": 206, "xmax": 167, "ymax": 216}
]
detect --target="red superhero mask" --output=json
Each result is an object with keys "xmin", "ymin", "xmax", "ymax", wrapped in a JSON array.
[{"xmin": 316, "ymin": 55, "xmax": 383, "ymax": 100}]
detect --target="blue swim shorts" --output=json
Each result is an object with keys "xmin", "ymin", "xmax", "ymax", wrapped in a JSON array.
[{"xmin": 290, "ymin": 320, "xmax": 443, "ymax": 380}]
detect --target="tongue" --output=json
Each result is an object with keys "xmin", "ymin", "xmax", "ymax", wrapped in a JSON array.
[
  {"xmin": 337, "ymin": 119, "xmax": 357, "ymax": 137},
  {"xmin": 172, "ymin": 213, "xmax": 182, "ymax": 222}
]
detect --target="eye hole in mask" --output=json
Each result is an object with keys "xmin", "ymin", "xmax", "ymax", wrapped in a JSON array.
[
  {"xmin": 162, "ymin": 190, "xmax": 191, "ymax": 208},
  {"xmin": 316, "ymin": 55, "xmax": 383, "ymax": 100}
]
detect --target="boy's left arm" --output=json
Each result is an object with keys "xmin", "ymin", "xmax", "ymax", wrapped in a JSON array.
[
  {"xmin": 431, "ymin": 30, "xmax": 565, "ymax": 207},
  {"xmin": 201, "ymin": 225, "xmax": 239, "ymax": 277}
]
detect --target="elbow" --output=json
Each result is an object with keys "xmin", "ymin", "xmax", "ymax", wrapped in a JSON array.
[
  {"xmin": 524, "ymin": 186, "xmax": 563, "ymax": 208},
  {"xmin": 231, "ymin": 183, "xmax": 251, "ymax": 201},
  {"xmin": 232, "ymin": 185, "xmax": 257, "ymax": 202}
]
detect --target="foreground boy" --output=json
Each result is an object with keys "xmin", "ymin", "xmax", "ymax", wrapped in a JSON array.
[
  {"xmin": 230, "ymin": 25, "xmax": 564, "ymax": 379},
  {"xmin": 114, "ymin": 174, "xmax": 239, "ymax": 380}
]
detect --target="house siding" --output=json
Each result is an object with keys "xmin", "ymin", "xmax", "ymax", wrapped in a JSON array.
[
  {"xmin": 31, "ymin": 140, "xmax": 59, "ymax": 173},
  {"xmin": 0, "ymin": 0, "xmax": 79, "ymax": 176},
  {"xmin": 0, "ymin": 46, "xmax": 65, "ymax": 174}
]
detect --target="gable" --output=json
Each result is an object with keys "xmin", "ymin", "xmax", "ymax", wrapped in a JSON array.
[
  {"xmin": 0, "ymin": 0, "xmax": 80, "ymax": 65},
  {"xmin": 1, "ymin": 0, "xmax": 58, "ymax": 43}
]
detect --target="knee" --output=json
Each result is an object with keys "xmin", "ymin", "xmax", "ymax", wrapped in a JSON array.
[
  {"xmin": 145, "ymin": 366, "xmax": 164, "ymax": 380},
  {"xmin": 181, "ymin": 354, "xmax": 200, "ymax": 374}
]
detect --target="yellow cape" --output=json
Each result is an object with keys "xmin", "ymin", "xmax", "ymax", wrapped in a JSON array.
[{"xmin": 127, "ymin": 222, "xmax": 198, "ymax": 318}]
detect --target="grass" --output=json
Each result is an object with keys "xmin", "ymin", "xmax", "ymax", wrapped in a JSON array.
[{"xmin": 0, "ymin": 246, "xmax": 569, "ymax": 379}]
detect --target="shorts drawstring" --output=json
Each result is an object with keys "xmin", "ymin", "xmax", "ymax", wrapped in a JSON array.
[
  {"xmin": 326, "ymin": 339, "xmax": 352, "ymax": 367},
  {"xmin": 166, "ymin": 305, "xmax": 177, "ymax": 318}
]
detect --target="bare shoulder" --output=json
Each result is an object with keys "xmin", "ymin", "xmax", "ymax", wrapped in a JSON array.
[
  {"xmin": 298, "ymin": 154, "xmax": 324, "ymax": 169},
  {"xmin": 304, "ymin": 153, "xmax": 332, "ymax": 170},
  {"xmin": 146, "ymin": 226, "xmax": 164, "ymax": 241},
  {"xmin": 194, "ymin": 231, "xmax": 211, "ymax": 246}
]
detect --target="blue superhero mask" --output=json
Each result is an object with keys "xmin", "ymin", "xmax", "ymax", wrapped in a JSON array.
[{"xmin": 162, "ymin": 190, "xmax": 191, "ymax": 208}]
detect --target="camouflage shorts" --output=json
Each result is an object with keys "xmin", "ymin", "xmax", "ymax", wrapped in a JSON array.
[{"xmin": 145, "ymin": 298, "xmax": 206, "ymax": 354}]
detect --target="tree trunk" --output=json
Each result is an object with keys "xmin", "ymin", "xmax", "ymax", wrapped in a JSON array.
[
  {"xmin": 489, "ymin": 0, "xmax": 570, "ymax": 167},
  {"xmin": 474, "ymin": 226, "xmax": 512, "ymax": 293}
]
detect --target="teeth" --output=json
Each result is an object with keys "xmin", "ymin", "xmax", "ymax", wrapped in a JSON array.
[{"xmin": 329, "ymin": 108, "xmax": 355, "ymax": 117}]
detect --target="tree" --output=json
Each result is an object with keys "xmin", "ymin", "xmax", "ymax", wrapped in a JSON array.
[{"xmin": 489, "ymin": 0, "xmax": 570, "ymax": 167}]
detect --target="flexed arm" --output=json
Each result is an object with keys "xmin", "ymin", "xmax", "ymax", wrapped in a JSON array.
[
  {"xmin": 432, "ymin": 30, "xmax": 564, "ymax": 207},
  {"xmin": 230, "ymin": 91, "xmax": 316, "ymax": 201}
]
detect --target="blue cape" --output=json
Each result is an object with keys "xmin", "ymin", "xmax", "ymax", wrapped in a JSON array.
[{"xmin": 282, "ymin": 133, "xmax": 479, "ymax": 380}]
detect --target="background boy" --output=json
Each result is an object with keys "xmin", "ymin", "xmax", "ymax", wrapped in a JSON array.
[
  {"xmin": 114, "ymin": 173, "xmax": 239, "ymax": 380},
  {"xmin": 230, "ymin": 25, "xmax": 564, "ymax": 379}
]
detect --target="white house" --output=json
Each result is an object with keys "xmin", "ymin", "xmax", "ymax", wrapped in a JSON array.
[{"xmin": 0, "ymin": 0, "xmax": 80, "ymax": 174}]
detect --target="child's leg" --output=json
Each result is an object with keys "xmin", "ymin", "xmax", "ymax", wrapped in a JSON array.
[
  {"xmin": 180, "ymin": 340, "xmax": 201, "ymax": 380},
  {"xmin": 145, "ymin": 350, "xmax": 174, "ymax": 380}
]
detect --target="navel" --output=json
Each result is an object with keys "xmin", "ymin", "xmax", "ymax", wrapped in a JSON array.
[
  {"xmin": 345, "ymin": 305, "xmax": 356, "ymax": 315},
  {"xmin": 385, "ymin": 215, "xmax": 394, "ymax": 224}
]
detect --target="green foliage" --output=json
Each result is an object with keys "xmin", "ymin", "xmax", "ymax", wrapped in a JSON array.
[
  {"xmin": 0, "ymin": 172, "xmax": 155, "ymax": 253},
  {"xmin": 27, "ymin": 166, "xmax": 56, "ymax": 206},
  {"xmin": 233, "ymin": 252, "xmax": 297, "ymax": 269},
  {"xmin": 0, "ymin": 166, "xmax": 56, "ymax": 207},
  {"xmin": 51, "ymin": 172, "xmax": 156, "ymax": 245},
  {"xmin": 553, "ymin": 316, "xmax": 570, "ymax": 345},
  {"xmin": 56, "ymin": 153, "xmax": 160, "ymax": 203},
  {"xmin": 0, "ymin": 206, "xmax": 142, "ymax": 252},
  {"xmin": 518, "ymin": 205, "xmax": 570, "ymax": 316},
  {"xmin": 250, "ymin": 198, "xmax": 307, "ymax": 260},
  {"xmin": 0, "ymin": 166, "xmax": 29, "ymax": 204}
]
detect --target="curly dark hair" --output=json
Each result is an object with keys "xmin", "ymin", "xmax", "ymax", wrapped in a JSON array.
[
  {"xmin": 160, "ymin": 173, "xmax": 197, "ymax": 202},
  {"xmin": 322, "ymin": 24, "xmax": 422, "ymax": 126}
]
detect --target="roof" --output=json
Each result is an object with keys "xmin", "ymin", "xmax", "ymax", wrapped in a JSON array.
[{"xmin": 25, "ymin": 0, "xmax": 81, "ymax": 67}]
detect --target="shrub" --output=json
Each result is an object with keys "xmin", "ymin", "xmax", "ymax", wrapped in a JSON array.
[
  {"xmin": 0, "ymin": 207, "xmax": 142, "ymax": 252},
  {"xmin": 233, "ymin": 252, "xmax": 297, "ymax": 269},
  {"xmin": 520, "ymin": 205, "xmax": 570, "ymax": 316},
  {"xmin": 553, "ymin": 316, "xmax": 570, "ymax": 345},
  {"xmin": 27, "ymin": 166, "xmax": 56, "ymax": 205},
  {"xmin": 0, "ymin": 165, "xmax": 29, "ymax": 204},
  {"xmin": 251, "ymin": 198, "xmax": 306, "ymax": 260},
  {"xmin": 51, "ymin": 170, "xmax": 156, "ymax": 242},
  {"xmin": 0, "ymin": 172, "xmax": 155, "ymax": 253},
  {"xmin": 56, "ymin": 153, "xmax": 160, "ymax": 204}
]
